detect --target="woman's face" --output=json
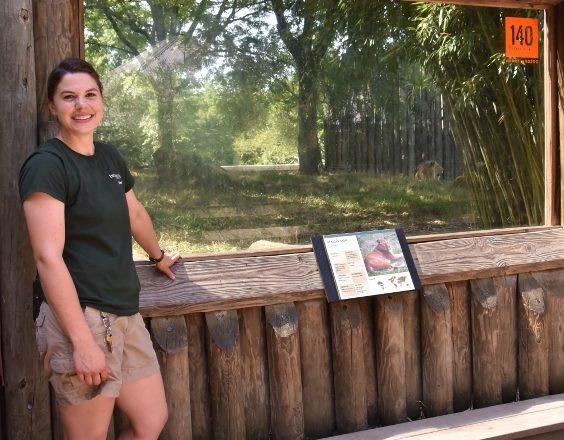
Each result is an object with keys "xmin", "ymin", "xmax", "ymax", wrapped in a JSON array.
[{"xmin": 48, "ymin": 72, "xmax": 103, "ymax": 139}]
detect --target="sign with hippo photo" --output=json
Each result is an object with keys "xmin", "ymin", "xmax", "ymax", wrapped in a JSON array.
[{"xmin": 312, "ymin": 229, "xmax": 420, "ymax": 302}]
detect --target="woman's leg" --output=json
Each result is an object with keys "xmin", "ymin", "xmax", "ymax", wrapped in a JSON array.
[
  {"xmin": 115, "ymin": 371, "xmax": 168, "ymax": 440},
  {"xmin": 59, "ymin": 395, "xmax": 115, "ymax": 440}
]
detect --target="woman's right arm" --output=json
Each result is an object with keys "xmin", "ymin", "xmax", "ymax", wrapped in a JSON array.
[{"xmin": 23, "ymin": 192, "xmax": 109, "ymax": 385}]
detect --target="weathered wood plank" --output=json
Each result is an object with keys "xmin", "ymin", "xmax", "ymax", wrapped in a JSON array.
[
  {"xmin": 1, "ymin": 1, "xmax": 51, "ymax": 438},
  {"xmin": 401, "ymin": 291, "xmax": 422, "ymax": 421},
  {"xmin": 330, "ymin": 300, "xmax": 368, "ymax": 433},
  {"xmin": 375, "ymin": 294, "xmax": 407, "ymax": 425},
  {"xmin": 138, "ymin": 229, "xmax": 564, "ymax": 317},
  {"xmin": 321, "ymin": 393, "xmax": 564, "ymax": 440},
  {"xmin": 558, "ymin": 2, "xmax": 564, "ymax": 226},
  {"xmin": 470, "ymin": 278, "xmax": 503, "ymax": 408},
  {"xmin": 239, "ymin": 307, "xmax": 270, "ymax": 439},
  {"xmin": 296, "ymin": 299, "xmax": 334, "ymax": 438},
  {"xmin": 206, "ymin": 310, "xmax": 246, "ymax": 439},
  {"xmin": 447, "ymin": 281, "xmax": 472, "ymax": 412},
  {"xmin": 152, "ymin": 316, "xmax": 191, "ymax": 440},
  {"xmin": 530, "ymin": 269, "xmax": 564, "ymax": 394},
  {"xmin": 420, "ymin": 284, "xmax": 453, "ymax": 418},
  {"xmin": 518, "ymin": 273, "xmax": 550, "ymax": 400},
  {"xmin": 359, "ymin": 298, "xmax": 378, "ymax": 426},
  {"xmin": 186, "ymin": 313, "xmax": 212, "ymax": 439},
  {"xmin": 410, "ymin": 228, "xmax": 564, "ymax": 285},
  {"xmin": 265, "ymin": 303, "xmax": 304, "ymax": 440}
]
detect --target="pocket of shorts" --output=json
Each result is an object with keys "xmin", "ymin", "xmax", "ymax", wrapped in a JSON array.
[
  {"xmin": 35, "ymin": 310, "xmax": 47, "ymax": 356},
  {"xmin": 83, "ymin": 306, "xmax": 109, "ymax": 337}
]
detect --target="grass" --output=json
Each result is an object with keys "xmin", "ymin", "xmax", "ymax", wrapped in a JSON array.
[{"xmin": 132, "ymin": 169, "xmax": 479, "ymax": 256}]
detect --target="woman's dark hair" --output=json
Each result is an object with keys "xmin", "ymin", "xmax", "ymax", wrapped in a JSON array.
[{"xmin": 47, "ymin": 58, "xmax": 103, "ymax": 101}]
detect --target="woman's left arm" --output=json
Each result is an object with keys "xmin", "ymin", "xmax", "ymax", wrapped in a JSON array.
[{"xmin": 126, "ymin": 189, "xmax": 179, "ymax": 279}]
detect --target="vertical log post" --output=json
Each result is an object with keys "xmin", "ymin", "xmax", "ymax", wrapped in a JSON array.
[
  {"xmin": 530, "ymin": 270, "xmax": 564, "ymax": 394},
  {"xmin": 448, "ymin": 281, "xmax": 472, "ymax": 412},
  {"xmin": 472, "ymin": 276, "xmax": 518, "ymax": 401},
  {"xmin": 330, "ymin": 300, "xmax": 368, "ymax": 433},
  {"xmin": 402, "ymin": 290, "xmax": 422, "ymax": 420},
  {"xmin": 0, "ymin": 1, "xmax": 52, "ymax": 438},
  {"xmin": 295, "ymin": 299, "xmax": 334, "ymax": 438},
  {"xmin": 152, "ymin": 316, "xmax": 191, "ymax": 440},
  {"xmin": 375, "ymin": 294, "xmax": 407, "ymax": 425},
  {"xmin": 239, "ymin": 307, "xmax": 270, "ymax": 439},
  {"xmin": 33, "ymin": 0, "xmax": 83, "ymax": 142},
  {"xmin": 359, "ymin": 298, "xmax": 378, "ymax": 426},
  {"xmin": 470, "ymin": 278, "xmax": 502, "ymax": 408},
  {"xmin": 186, "ymin": 313, "xmax": 212, "ymax": 439},
  {"xmin": 420, "ymin": 284, "xmax": 453, "ymax": 417},
  {"xmin": 206, "ymin": 310, "xmax": 246, "ymax": 440},
  {"xmin": 518, "ymin": 273, "xmax": 549, "ymax": 400},
  {"xmin": 265, "ymin": 303, "xmax": 304, "ymax": 440}
]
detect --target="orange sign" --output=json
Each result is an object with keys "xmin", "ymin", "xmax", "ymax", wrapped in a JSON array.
[{"xmin": 505, "ymin": 17, "xmax": 539, "ymax": 61}]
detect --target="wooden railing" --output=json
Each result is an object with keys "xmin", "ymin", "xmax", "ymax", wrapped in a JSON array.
[{"xmin": 55, "ymin": 226, "xmax": 564, "ymax": 439}]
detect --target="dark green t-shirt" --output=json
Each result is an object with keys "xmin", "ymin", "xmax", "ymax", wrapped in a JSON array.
[{"xmin": 19, "ymin": 138, "xmax": 140, "ymax": 315}]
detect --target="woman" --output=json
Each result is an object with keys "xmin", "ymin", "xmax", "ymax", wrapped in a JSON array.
[{"xmin": 19, "ymin": 58, "xmax": 179, "ymax": 439}]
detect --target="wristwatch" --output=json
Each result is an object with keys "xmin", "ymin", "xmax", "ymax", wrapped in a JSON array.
[{"xmin": 149, "ymin": 249, "xmax": 165, "ymax": 263}]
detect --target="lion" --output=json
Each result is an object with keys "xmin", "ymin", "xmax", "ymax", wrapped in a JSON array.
[{"xmin": 415, "ymin": 160, "xmax": 444, "ymax": 180}]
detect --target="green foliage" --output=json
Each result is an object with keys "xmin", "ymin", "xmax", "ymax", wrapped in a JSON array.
[{"xmin": 409, "ymin": 4, "xmax": 544, "ymax": 227}]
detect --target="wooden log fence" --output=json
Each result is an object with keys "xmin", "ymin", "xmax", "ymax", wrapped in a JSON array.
[{"xmin": 95, "ymin": 226, "xmax": 564, "ymax": 439}]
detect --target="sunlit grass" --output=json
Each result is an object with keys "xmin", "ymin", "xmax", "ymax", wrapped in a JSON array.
[{"xmin": 132, "ymin": 169, "xmax": 478, "ymax": 256}]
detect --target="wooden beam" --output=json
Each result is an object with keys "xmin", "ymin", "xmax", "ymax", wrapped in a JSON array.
[
  {"xmin": 557, "ymin": 2, "xmax": 564, "ymax": 226},
  {"xmin": 138, "ymin": 227, "xmax": 564, "ymax": 317}
]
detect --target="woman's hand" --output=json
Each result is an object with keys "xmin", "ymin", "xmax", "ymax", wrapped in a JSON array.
[
  {"xmin": 155, "ymin": 251, "xmax": 180, "ymax": 280},
  {"xmin": 73, "ymin": 338, "xmax": 109, "ymax": 385}
]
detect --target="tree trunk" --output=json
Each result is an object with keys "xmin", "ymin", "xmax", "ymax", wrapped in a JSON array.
[{"xmin": 296, "ymin": 62, "xmax": 321, "ymax": 175}]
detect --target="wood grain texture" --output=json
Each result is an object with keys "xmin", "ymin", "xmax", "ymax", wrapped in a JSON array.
[
  {"xmin": 401, "ymin": 291, "xmax": 422, "ymax": 421},
  {"xmin": 470, "ymin": 278, "xmax": 503, "ymax": 409},
  {"xmin": 206, "ymin": 310, "xmax": 246, "ymax": 439},
  {"xmin": 186, "ymin": 313, "xmax": 212, "ymax": 439},
  {"xmin": 1, "ymin": 1, "xmax": 52, "ymax": 438},
  {"xmin": 239, "ymin": 307, "xmax": 270, "ymax": 439},
  {"xmin": 558, "ymin": 2, "xmax": 564, "ymax": 226},
  {"xmin": 375, "ymin": 294, "xmax": 407, "ymax": 425},
  {"xmin": 359, "ymin": 298, "xmax": 378, "ymax": 426},
  {"xmin": 265, "ymin": 303, "xmax": 304, "ymax": 440},
  {"xmin": 420, "ymin": 284, "xmax": 454, "ymax": 418},
  {"xmin": 296, "ymin": 299, "xmax": 334, "ymax": 438},
  {"xmin": 138, "ymin": 229, "xmax": 564, "ymax": 317},
  {"xmin": 330, "ymin": 300, "xmax": 368, "ymax": 433},
  {"xmin": 519, "ymin": 273, "xmax": 550, "ymax": 400},
  {"xmin": 495, "ymin": 276, "xmax": 518, "ymax": 403},
  {"xmin": 530, "ymin": 269, "xmax": 564, "ymax": 394},
  {"xmin": 447, "ymin": 281, "xmax": 472, "ymax": 412},
  {"xmin": 153, "ymin": 317, "xmax": 191, "ymax": 440}
]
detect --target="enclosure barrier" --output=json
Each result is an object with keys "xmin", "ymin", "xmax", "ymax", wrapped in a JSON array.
[{"xmin": 46, "ymin": 226, "xmax": 564, "ymax": 439}]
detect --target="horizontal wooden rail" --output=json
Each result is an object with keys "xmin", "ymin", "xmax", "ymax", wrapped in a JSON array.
[{"xmin": 138, "ymin": 227, "xmax": 564, "ymax": 317}]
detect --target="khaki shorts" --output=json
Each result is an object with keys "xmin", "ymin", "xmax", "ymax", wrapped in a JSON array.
[{"xmin": 35, "ymin": 302, "xmax": 160, "ymax": 406}]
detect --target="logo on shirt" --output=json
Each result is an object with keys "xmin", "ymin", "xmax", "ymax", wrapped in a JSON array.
[{"xmin": 108, "ymin": 173, "xmax": 123, "ymax": 185}]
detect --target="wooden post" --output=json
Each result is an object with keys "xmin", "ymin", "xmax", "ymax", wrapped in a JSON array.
[
  {"xmin": 0, "ymin": 1, "xmax": 52, "ymax": 439},
  {"xmin": 402, "ymin": 290, "xmax": 422, "ymax": 420},
  {"xmin": 295, "ymin": 299, "xmax": 334, "ymax": 438},
  {"xmin": 152, "ymin": 316, "xmax": 191, "ymax": 440},
  {"xmin": 448, "ymin": 281, "xmax": 472, "ymax": 412},
  {"xmin": 518, "ymin": 273, "xmax": 549, "ymax": 400},
  {"xmin": 557, "ymin": 2, "xmax": 564, "ymax": 226},
  {"xmin": 470, "ymin": 278, "xmax": 503, "ymax": 408},
  {"xmin": 420, "ymin": 284, "xmax": 453, "ymax": 417},
  {"xmin": 529, "ymin": 269, "xmax": 564, "ymax": 394},
  {"xmin": 239, "ymin": 307, "xmax": 270, "ymax": 439},
  {"xmin": 375, "ymin": 294, "xmax": 407, "ymax": 425},
  {"xmin": 359, "ymin": 298, "xmax": 378, "ymax": 426},
  {"xmin": 186, "ymin": 313, "xmax": 212, "ymax": 439},
  {"xmin": 206, "ymin": 310, "xmax": 246, "ymax": 440},
  {"xmin": 330, "ymin": 300, "xmax": 368, "ymax": 433},
  {"xmin": 265, "ymin": 303, "xmax": 304, "ymax": 440},
  {"xmin": 33, "ymin": 0, "xmax": 83, "ymax": 143}
]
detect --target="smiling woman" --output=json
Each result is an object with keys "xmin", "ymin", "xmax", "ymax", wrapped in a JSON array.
[{"xmin": 18, "ymin": 58, "xmax": 180, "ymax": 440}]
